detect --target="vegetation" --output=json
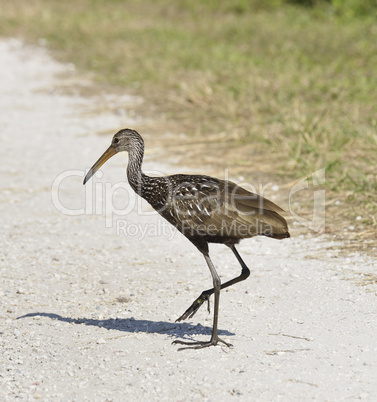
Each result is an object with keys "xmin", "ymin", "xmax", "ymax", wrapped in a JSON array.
[{"xmin": 1, "ymin": 0, "xmax": 376, "ymax": 248}]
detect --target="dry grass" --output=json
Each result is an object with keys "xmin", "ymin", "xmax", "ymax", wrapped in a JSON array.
[{"xmin": 1, "ymin": 0, "xmax": 376, "ymax": 251}]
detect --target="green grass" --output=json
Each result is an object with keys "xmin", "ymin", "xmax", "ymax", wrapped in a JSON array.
[{"xmin": 1, "ymin": 0, "xmax": 376, "ymax": 239}]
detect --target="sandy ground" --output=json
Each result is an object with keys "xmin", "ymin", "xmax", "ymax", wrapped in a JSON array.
[{"xmin": 1, "ymin": 38, "xmax": 377, "ymax": 401}]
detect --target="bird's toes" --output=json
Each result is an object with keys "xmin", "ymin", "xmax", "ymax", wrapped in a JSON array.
[
  {"xmin": 172, "ymin": 336, "xmax": 233, "ymax": 351},
  {"xmin": 175, "ymin": 293, "xmax": 211, "ymax": 322}
]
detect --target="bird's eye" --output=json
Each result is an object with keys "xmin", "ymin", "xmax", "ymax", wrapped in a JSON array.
[{"xmin": 113, "ymin": 138, "xmax": 119, "ymax": 144}]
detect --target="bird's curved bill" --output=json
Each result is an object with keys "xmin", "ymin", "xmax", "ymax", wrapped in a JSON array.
[{"xmin": 83, "ymin": 145, "xmax": 118, "ymax": 185}]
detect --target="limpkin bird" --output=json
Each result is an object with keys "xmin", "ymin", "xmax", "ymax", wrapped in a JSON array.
[{"xmin": 83, "ymin": 128, "xmax": 290, "ymax": 350}]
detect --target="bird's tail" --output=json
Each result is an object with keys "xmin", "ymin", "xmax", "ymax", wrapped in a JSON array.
[{"xmin": 264, "ymin": 231, "xmax": 290, "ymax": 240}]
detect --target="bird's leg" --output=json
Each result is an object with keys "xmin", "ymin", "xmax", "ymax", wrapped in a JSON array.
[
  {"xmin": 173, "ymin": 253, "xmax": 232, "ymax": 350},
  {"xmin": 176, "ymin": 245, "xmax": 250, "ymax": 322}
]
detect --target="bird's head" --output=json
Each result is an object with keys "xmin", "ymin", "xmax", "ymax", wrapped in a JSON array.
[{"xmin": 83, "ymin": 128, "xmax": 143, "ymax": 185}]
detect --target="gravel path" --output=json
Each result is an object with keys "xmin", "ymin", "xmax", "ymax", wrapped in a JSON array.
[{"xmin": 1, "ymin": 38, "xmax": 377, "ymax": 401}]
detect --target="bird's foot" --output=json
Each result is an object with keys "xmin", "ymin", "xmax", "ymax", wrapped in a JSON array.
[
  {"xmin": 172, "ymin": 336, "xmax": 232, "ymax": 351},
  {"xmin": 175, "ymin": 292, "xmax": 211, "ymax": 322}
]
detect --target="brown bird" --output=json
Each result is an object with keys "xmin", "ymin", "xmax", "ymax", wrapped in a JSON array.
[{"xmin": 83, "ymin": 129, "xmax": 290, "ymax": 350}]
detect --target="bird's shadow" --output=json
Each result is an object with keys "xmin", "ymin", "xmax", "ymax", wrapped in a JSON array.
[{"xmin": 17, "ymin": 312, "xmax": 234, "ymax": 341}]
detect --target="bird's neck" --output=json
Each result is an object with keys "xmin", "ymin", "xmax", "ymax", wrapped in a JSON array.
[{"xmin": 126, "ymin": 142, "xmax": 151, "ymax": 196}]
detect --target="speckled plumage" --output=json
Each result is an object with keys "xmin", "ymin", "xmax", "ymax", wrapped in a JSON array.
[{"xmin": 84, "ymin": 128, "xmax": 290, "ymax": 350}]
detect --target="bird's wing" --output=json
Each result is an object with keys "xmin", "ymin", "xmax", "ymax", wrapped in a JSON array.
[
  {"xmin": 223, "ymin": 182, "xmax": 288, "ymax": 232},
  {"xmin": 166, "ymin": 176, "xmax": 288, "ymax": 238}
]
